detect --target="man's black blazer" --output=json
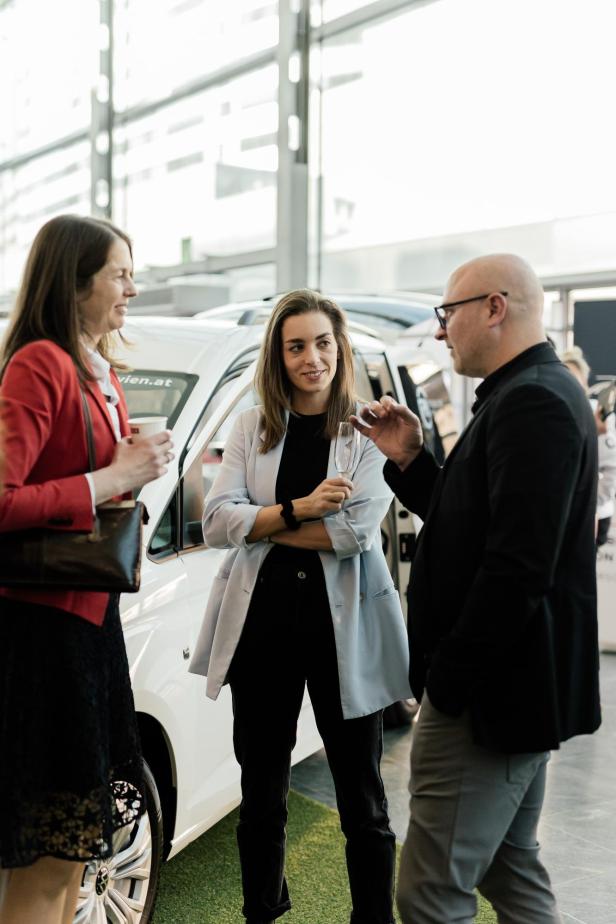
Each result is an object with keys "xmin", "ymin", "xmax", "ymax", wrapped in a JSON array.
[{"xmin": 385, "ymin": 343, "xmax": 601, "ymax": 753}]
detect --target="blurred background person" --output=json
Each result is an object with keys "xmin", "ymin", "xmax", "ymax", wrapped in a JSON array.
[
  {"xmin": 0, "ymin": 215, "xmax": 173, "ymax": 924},
  {"xmin": 561, "ymin": 346, "xmax": 616, "ymax": 548}
]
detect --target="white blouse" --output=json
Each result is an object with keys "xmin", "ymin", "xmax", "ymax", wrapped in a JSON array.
[{"xmin": 84, "ymin": 348, "xmax": 122, "ymax": 508}]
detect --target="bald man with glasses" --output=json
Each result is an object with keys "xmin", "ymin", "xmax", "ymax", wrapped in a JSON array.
[{"xmin": 352, "ymin": 254, "xmax": 601, "ymax": 924}]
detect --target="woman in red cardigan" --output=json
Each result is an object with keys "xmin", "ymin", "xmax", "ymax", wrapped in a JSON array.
[{"xmin": 0, "ymin": 215, "xmax": 173, "ymax": 924}]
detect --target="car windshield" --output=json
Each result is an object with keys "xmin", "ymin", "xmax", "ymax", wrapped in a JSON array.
[
  {"xmin": 344, "ymin": 311, "xmax": 406, "ymax": 331},
  {"xmin": 342, "ymin": 306, "xmax": 433, "ymax": 330},
  {"xmin": 118, "ymin": 369, "xmax": 198, "ymax": 428}
]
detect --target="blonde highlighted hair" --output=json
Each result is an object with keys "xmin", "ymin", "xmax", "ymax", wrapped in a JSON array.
[
  {"xmin": 254, "ymin": 289, "xmax": 356, "ymax": 453},
  {"xmin": 560, "ymin": 345, "xmax": 590, "ymax": 388}
]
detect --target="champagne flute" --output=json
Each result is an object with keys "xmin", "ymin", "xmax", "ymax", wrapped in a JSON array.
[{"xmin": 335, "ymin": 422, "xmax": 361, "ymax": 479}]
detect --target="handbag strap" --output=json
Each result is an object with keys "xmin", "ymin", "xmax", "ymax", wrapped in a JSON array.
[{"xmin": 80, "ymin": 390, "xmax": 97, "ymax": 473}]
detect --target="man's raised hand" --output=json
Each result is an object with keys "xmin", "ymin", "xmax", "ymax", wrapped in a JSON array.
[{"xmin": 350, "ymin": 396, "xmax": 423, "ymax": 470}]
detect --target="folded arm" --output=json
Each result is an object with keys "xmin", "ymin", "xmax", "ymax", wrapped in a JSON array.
[
  {"xmin": 203, "ymin": 413, "xmax": 392, "ymax": 557},
  {"xmin": 204, "ymin": 410, "xmax": 355, "ymax": 549},
  {"xmin": 271, "ymin": 521, "xmax": 332, "ymax": 550}
]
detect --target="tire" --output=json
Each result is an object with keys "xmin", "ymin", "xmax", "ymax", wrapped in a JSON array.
[
  {"xmin": 74, "ymin": 760, "xmax": 163, "ymax": 924},
  {"xmin": 383, "ymin": 698, "xmax": 420, "ymax": 729}
]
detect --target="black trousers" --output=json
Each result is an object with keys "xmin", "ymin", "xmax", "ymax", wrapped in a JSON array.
[{"xmin": 228, "ymin": 556, "xmax": 395, "ymax": 924}]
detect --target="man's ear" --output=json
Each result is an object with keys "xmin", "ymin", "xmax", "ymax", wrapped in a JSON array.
[{"xmin": 486, "ymin": 291, "xmax": 508, "ymax": 327}]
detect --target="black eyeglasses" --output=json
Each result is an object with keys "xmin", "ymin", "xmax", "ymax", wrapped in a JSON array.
[{"xmin": 433, "ymin": 292, "xmax": 508, "ymax": 330}]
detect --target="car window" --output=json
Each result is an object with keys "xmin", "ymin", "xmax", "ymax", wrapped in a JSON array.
[
  {"xmin": 119, "ymin": 369, "xmax": 198, "ymax": 429},
  {"xmin": 345, "ymin": 311, "xmax": 405, "ymax": 332},
  {"xmin": 402, "ymin": 361, "xmax": 458, "ymax": 457},
  {"xmin": 149, "ymin": 495, "xmax": 178, "ymax": 558},
  {"xmin": 182, "ymin": 383, "xmax": 260, "ymax": 550},
  {"xmin": 353, "ymin": 352, "xmax": 374, "ymax": 404},
  {"xmin": 147, "ymin": 356, "xmax": 258, "ymax": 560},
  {"xmin": 149, "ymin": 376, "xmax": 260, "ymax": 559},
  {"xmin": 184, "ymin": 348, "xmax": 260, "ymax": 457},
  {"xmin": 361, "ymin": 352, "xmax": 396, "ymax": 400}
]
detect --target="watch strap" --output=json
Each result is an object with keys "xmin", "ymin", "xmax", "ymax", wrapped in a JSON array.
[{"xmin": 280, "ymin": 498, "xmax": 301, "ymax": 531}]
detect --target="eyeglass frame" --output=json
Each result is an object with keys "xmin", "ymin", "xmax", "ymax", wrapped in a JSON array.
[{"xmin": 433, "ymin": 291, "xmax": 509, "ymax": 330}]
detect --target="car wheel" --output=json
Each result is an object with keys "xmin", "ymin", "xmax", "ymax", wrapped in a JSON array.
[{"xmin": 74, "ymin": 760, "xmax": 163, "ymax": 924}]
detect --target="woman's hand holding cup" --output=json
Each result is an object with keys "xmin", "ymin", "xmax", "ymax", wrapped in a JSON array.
[
  {"xmin": 118, "ymin": 416, "xmax": 174, "ymax": 490},
  {"xmin": 92, "ymin": 417, "xmax": 174, "ymax": 502},
  {"xmin": 114, "ymin": 429, "xmax": 174, "ymax": 493}
]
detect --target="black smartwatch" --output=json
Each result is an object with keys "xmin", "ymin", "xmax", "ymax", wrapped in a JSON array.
[{"xmin": 280, "ymin": 498, "xmax": 301, "ymax": 531}]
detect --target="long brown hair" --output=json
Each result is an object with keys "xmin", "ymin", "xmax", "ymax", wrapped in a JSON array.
[
  {"xmin": 254, "ymin": 289, "xmax": 356, "ymax": 453},
  {"xmin": 0, "ymin": 214, "xmax": 132, "ymax": 381}
]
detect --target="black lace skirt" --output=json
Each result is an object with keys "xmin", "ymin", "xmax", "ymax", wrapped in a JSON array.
[{"xmin": 0, "ymin": 594, "xmax": 144, "ymax": 869}]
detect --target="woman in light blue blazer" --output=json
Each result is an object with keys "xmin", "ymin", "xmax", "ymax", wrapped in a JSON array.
[{"xmin": 190, "ymin": 289, "xmax": 410, "ymax": 924}]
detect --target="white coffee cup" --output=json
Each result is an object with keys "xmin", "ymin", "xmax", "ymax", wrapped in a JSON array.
[{"xmin": 128, "ymin": 416, "xmax": 168, "ymax": 440}]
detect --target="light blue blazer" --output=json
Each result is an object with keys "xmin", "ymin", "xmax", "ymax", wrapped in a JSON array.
[{"xmin": 189, "ymin": 405, "xmax": 411, "ymax": 719}]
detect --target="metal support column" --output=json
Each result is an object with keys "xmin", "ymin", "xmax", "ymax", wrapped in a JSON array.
[
  {"xmin": 276, "ymin": 0, "xmax": 310, "ymax": 292},
  {"xmin": 90, "ymin": 0, "xmax": 113, "ymax": 219},
  {"xmin": 551, "ymin": 287, "xmax": 571, "ymax": 353}
]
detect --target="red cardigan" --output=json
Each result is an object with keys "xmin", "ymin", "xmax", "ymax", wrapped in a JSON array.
[{"xmin": 0, "ymin": 339, "xmax": 130, "ymax": 626}]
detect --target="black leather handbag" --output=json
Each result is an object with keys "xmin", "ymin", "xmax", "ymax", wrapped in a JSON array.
[{"xmin": 0, "ymin": 392, "xmax": 148, "ymax": 593}]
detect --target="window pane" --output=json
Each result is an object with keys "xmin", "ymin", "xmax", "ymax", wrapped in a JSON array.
[
  {"xmin": 0, "ymin": 0, "xmax": 96, "ymax": 159},
  {"xmin": 114, "ymin": 66, "xmax": 278, "ymax": 270},
  {"xmin": 361, "ymin": 352, "xmax": 395, "ymax": 401},
  {"xmin": 114, "ymin": 0, "xmax": 278, "ymax": 111},
  {"xmin": 310, "ymin": 0, "xmax": 375, "ymax": 26},
  {"xmin": 316, "ymin": 0, "xmax": 616, "ymax": 288},
  {"xmin": 0, "ymin": 141, "xmax": 91, "ymax": 296}
]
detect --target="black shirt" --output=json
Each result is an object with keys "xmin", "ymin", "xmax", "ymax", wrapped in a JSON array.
[
  {"xmin": 471, "ymin": 342, "xmax": 552, "ymax": 414},
  {"xmin": 260, "ymin": 411, "xmax": 330, "ymax": 580}
]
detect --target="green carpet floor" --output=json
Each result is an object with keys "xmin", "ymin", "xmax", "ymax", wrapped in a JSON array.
[{"xmin": 153, "ymin": 790, "xmax": 497, "ymax": 923}]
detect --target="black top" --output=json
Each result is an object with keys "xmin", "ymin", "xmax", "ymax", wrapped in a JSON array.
[
  {"xmin": 384, "ymin": 342, "xmax": 601, "ymax": 753},
  {"xmin": 261, "ymin": 411, "xmax": 330, "ymax": 580},
  {"xmin": 471, "ymin": 341, "xmax": 550, "ymax": 413}
]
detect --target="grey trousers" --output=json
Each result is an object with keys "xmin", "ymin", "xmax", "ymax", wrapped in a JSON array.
[{"xmin": 397, "ymin": 695, "xmax": 562, "ymax": 924}]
